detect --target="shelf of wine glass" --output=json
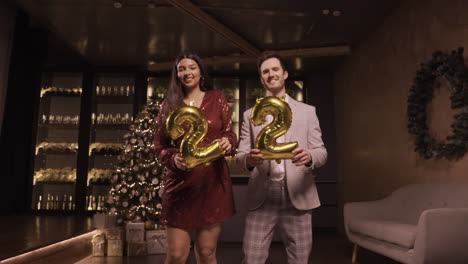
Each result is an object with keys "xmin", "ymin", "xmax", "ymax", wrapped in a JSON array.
[
  {"xmin": 36, "ymin": 150, "xmax": 77, "ymax": 155},
  {"xmin": 89, "ymin": 149, "xmax": 122, "ymax": 155},
  {"xmin": 33, "ymin": 206, "xmax": 107, "ymax": 213},
  {"xmin": 36, "ymin": 122, "xmax": 131, "ymax": 129},
  {"xmin": 33, "ymin": 207, "xmax": 107, "ymax": 213},
  {"xmin": 35, "ymin": 149, "xmax": 122, "ymax": 155},
  {"xmin": 38, "ymin": 123, "xmax": 79, "ymax": 129},
  {"xmin": 34, "ymin": 181, "xmax": 75, "ymax": 185},
  {"xmin": 33, "ymin": 209, "xmax": 109, "ymax": 215},
  {"xmin": 35, "ymin": 142, "xmax": 123, "ymax": 155},
  {"xmin": 91, "ymin": 124, "xmax": 131, "ymax": 130},
  {"xmin": 40, "ymin": 91, "xmax": 82, "ymax": 98},
  {"xmin": 33, "ymin": 209, "xmax": 78, "ymax": 214},
  {"xmin": 33, "ymin": 180, "xmax": 112, "ymax": 186},
  {"xmin": 95, "ymin": 95, "xmax": 134, "ymax": 104},
  {"xmin": 35, "ymin": 149, "xmax": 121, "ymax": 155}
]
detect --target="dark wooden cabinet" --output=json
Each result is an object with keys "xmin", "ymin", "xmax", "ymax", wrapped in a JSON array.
[
  {"xmin": 31, "ymin": 72, "xmax": 140, "ymax": 213},
  {"xmin": 31, "ymin": 72, "xmax": 83, "ymax": 212}
]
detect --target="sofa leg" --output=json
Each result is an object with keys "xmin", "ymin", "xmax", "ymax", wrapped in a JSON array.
[{"xmin": 351, "ymin": 244, "xmax": 357, "ymax": 263}]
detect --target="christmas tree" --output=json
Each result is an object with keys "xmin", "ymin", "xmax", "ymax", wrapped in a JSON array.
[{"xmin": 105, "ymin": 97, "xmax": 165, "ymax": 229}]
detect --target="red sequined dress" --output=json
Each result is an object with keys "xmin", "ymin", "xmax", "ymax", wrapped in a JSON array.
[{"xmin": 153, "ymin": 90, "xmax": 236, "ymax": 229}]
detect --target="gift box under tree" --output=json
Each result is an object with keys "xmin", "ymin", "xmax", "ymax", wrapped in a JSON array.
[
  {"xmin": 127, "ymin": 241, "xmax": 148, "ymax": 256},
  {"xmin": 93, "ymin": 213, "xmax": 117, "ymax": 229},
  {"xmin": 146, "ymin": 229, "xmax": 167, "ymax": 254},
  {"xmin": 91, "ymin": 233, "xmax": 106, "ymax": 257},
  {"xmin": 107, "ymin": 239, "xmax": 123, "ymax": 257},
  {"xmin": 126, "ymin": 222, "xmax": 145, "ymax": 242},
  {"xmin": 103, "ymin": 227, "xmax": 125, "ymax": 241}
]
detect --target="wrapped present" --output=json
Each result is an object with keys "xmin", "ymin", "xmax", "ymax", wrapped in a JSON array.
[
  {"xmin": 107, "ymin": 239, "xmax": 123, "ymax": 257},
  {"xmin": 103, "ymin": 227, "xmax": 125, "ymax": 240},
  {"xmin": 127, "ymin": 241, "xmax": 147, "ymax": 256},
  {"xmin": 93, "ymin": 213, "xmax": 117, "ymax": 229},
  {"xmin": 146, "ymin": 229, "xmax": 167, "ymax": 254},
  {"xmin": 126, "ymin": 222, "xmax": 145, "ymax": 242},
  {"xmin": 91, "ymin": 233, "xmax": 106, "ymax": 257}
]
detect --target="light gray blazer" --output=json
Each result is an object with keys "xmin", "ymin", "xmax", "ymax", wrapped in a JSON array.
[{"xmin": 236, "ymin": 94, "xmax": 327, "ymax": 211}]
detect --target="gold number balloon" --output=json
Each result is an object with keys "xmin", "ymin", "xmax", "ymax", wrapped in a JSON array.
[
  {"xmin": 251, "ymin": 96, "xmax": 298, "ymax": 162},
  {"xmin": 166, "ymin": 106, "xmax": 225, "ymax": 169}
]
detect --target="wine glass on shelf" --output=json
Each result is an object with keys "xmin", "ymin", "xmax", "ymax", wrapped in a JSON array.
[
  {"xmin": 97, "ymin": 113, "xmax": 103, "ymax": 124},
  {"xmin": 105, "ymin": 113, "xmax": 110, "ymax": 124},
  {"xmin": 112, "ymin": 113, "xmax": 116, "ymax": 124}
]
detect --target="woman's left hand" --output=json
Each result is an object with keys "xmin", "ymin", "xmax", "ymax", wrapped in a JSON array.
[{"xmin": 219, "ymin": 137, "xmax": 232, "ymax": 153}]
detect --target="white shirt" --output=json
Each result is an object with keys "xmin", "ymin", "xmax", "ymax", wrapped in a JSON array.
[
  {"xmin": 265, "ymin": 115, "xmax": 286, "ymax": 182},
  {"xmin": 269, "ymin": 133, "xmax": 286, "ymax": 181}
]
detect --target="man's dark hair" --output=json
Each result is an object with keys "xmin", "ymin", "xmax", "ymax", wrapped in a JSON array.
[{"xmin": 257, "ymin": 51, "xmax": 288, "ymax": 73}]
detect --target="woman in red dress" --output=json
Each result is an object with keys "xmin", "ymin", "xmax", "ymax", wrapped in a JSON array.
[{"xmin": 154, "ymin": 52, "xmax": 236, "ymax": 264}]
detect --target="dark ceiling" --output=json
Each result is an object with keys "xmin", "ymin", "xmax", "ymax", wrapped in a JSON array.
[{"xmin": 9, "ymin": 0, "xmax": 400, "ymax": 74}]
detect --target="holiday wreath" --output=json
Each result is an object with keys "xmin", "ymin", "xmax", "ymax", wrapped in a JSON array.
[{"xmin": 407, "ymin": 48, "xmax": 468, "ymax": 160}]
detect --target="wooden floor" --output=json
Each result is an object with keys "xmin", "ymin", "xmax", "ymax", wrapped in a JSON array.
[
  {"xmin": 0, "ymin": 214, "xmax": 94, "ymax": 260},
  {"xmin": 76, "ymin": 231, "xmax": 401, "ymax": 264},
  {"xmin": 0, "ymin": 215, "xmax": 400, "ymax": 264}
]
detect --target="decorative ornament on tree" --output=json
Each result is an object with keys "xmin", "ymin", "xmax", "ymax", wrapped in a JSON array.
[{"xmin": 145, "ymin": 219, "xmax": 156, "ymax": 230}]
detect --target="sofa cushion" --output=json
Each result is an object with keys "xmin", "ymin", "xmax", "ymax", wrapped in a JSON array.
[{"xmin": 349, "ymin": 219, "xmax": 417, "ymax": 249}]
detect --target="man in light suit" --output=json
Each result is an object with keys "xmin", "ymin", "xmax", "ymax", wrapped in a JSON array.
[{"xmin": 236, "ymin": 51, "xmax": 327, "ymax": 264}]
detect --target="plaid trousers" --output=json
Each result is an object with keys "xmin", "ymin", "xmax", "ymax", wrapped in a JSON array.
[{"xmin": 243, "ymin": 179, "xmax": 313, "ymax": 264}]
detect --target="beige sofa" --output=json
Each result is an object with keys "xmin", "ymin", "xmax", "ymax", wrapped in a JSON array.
[{"xmin": 344, "ymin": 183, "xmax": 468, "ymax": 264}]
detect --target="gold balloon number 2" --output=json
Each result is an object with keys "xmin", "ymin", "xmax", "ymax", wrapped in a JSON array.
[
  {"xmin": 251, "ymin": 96, "xmax": 298, "ymax": 163},
  {"xmin": 166, "ymin": 106, "xmax": 225, "ymax": 169}
]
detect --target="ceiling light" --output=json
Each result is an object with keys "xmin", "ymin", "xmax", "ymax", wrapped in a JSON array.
[
  {"xmin": 322, "ymin": 9, "xmax": 330, "ymax": 15},
  {"xmin": 294, "ymin": 57, "xmax": 302, "ymax": 70},
  {"xmin": 113, "ymin": 0, "xmax": 123, "ymax": 8},
  {"xmin": 147, "ymin": 0, "xmax": 156, "ymax": 8},
  {"xmin": 332, "ymin": 10, "xmax": 342, "ymax": 17}
]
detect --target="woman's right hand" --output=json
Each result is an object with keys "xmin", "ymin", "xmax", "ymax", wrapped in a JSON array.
[{"xmin": 174, "ymin": 153, "xmax": 187, "ymax": 171}]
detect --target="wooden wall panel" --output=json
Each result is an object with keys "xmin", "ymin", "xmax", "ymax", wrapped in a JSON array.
[{"xmin": 334, "ymin": 0, "xmax": 468, "ymax": 212}]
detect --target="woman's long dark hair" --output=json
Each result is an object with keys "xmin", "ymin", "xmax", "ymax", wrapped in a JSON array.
[{"xmin": 163, "ymin": 52, "xmax": 212, "ymax": 115}]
